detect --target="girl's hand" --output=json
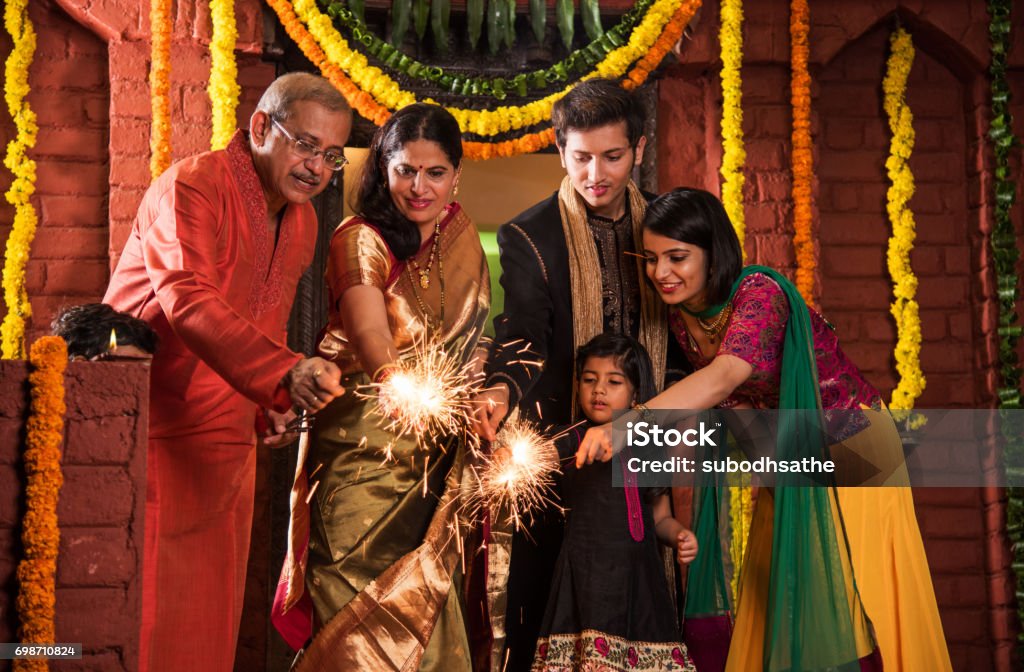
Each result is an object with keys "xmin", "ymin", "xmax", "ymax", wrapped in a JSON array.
[
  {"xmin": 575, "ymin": 422, "xmax": 614, "ymax": 467},
  {"xmin": 676, "ymin": 529, "xmax": 698, "ymax": 565}
]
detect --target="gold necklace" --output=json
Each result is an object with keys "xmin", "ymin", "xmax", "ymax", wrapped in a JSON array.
[
  {"xmin": 696, "ymin": 303, "xmax": 733, "ymax": 343},
  {"xmin": 408, "ymin": 219, "xmax": 441, "ymax": 290},
  {"xmin": 407, "ymin": 251, "xmax": 445, "ymax": 329}
]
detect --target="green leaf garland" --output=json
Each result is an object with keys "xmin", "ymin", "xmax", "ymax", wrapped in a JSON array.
[
  {"xmin": 988, "ymin": 0, "xmax": 1024, "ymax": 654},
  {"xmin": 323, "ymin": 0, "xmax": 653, "ymax": 101}
]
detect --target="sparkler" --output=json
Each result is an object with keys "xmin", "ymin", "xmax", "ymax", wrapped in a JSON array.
[
  {"xmin": 359, "ymin": 339, "xmax": 479, "ymax": 454},
  {"xmin": 470, "ymin": 417, "xmax": 563, "ymax": 530}
]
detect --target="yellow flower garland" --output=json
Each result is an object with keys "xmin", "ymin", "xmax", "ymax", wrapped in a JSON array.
[
  {"xmin": 728, "ymin": 476, "xmax": 752, "ymax": 599},
  {"xmin": 209, "ymin": 0, "xmax": 241, "ymax": 150},
  {"xmin": 283, "ymin": 0, "xmax": 686, "ymax": 137},
  {"xmin": 1, "ymin": 0, "xmax": 38, "ymax": 360},
  {"xmin": 790, "ymin": 0, "xmax": 814, "ymax": 303},
  {"xmin": 15, "ymin": 336, "xmax": 67, "ymax": 672},
  {"xmin": 150, "ymin": 0, "xmax": 172, "ymax": 179},
  {"xmin": 719, "ymin": 0, "xmax": 746, "ymax": 254},
  {"xmin": 883, "ymin": 28, "xmax": 925, "ymax": 415}
]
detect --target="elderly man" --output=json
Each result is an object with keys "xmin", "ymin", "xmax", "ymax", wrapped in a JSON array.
[{"xmin": 104, "ymin": 72, "xmax": 351, "ymax": 672}]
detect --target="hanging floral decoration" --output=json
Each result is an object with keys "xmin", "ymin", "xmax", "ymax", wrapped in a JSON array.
[
  {"xmin": 15, "ymin": 336, "xmax": 68, "ymax": 672},
  {"xmin": 1, "ymin": 0, "xmax": 38, "ymax": 360},
  {"xmin": 986, "ymin": 0, "xmax": 1024, "ymax": 639},
  {"xmin": 883, "ymin": 28, "xmax": 925, "ymax": 417},
  {"xmin": 719, "ymin": 0, "xmax": 746, "ymax": 252},
  {"xmin": 790, "ymin": 0, "xmax": 814, "ymax": 304},
  {"xmin": 150, "ymin": 0, "xmax": 173, "ymax": 178},
  {"xmin": 323, "ymin": 0, "xmax": 656, "ymax": 100},
  {"xmin": 266, "ymin": 0, "xmax": 702, "ymax": 158},
  {"xmin": 985, "ymin": 0, "xmax": 1021, "ymax": 411},
  {"xmin": 209, "ymin": 0, "xmax": 241, "ymax": 150}
]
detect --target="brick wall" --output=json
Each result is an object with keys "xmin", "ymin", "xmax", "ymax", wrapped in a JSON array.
[
  {"xmin": 0, "ymin": 0, "xmax": 111, "ymax": 348},
  {"xmin": 0, "ymin": 360, "xmax": 149, "ymax": 672},
  {"xmin": 0, "ymin": 0, "xmax": 274, "ymax": 347}
]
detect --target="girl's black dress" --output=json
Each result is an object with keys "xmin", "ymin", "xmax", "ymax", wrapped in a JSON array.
[{"xmin": 531, "ymin": 424, "xmax": 697, "ymax": 672}]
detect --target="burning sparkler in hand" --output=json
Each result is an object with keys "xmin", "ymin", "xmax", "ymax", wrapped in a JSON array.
[
  {"xmin": 471, "ymin": 418, "xmax": 562, "ymax": 530},
  {"xmin": 360, "ymin": 340, "xmax": 479, "ymax": 453}
]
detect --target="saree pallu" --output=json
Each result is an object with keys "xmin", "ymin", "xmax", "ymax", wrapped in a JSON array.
[{"xmin": 279, "ymin": 204, "xmax": 490, "ymax": 671}]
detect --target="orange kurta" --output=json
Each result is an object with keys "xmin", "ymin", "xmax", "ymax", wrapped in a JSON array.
[{"xmin": 104, "ymin": 130, "xmax": 316, "ymax": 672}]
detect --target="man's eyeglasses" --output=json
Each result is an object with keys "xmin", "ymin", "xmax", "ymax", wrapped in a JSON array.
[{"xmin": 271, "ymin": 117, "xmax": 348, "ymax": 172}]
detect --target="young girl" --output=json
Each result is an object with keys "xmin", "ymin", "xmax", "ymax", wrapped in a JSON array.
[{"xmin": 532, "ymin": 333, "xmax": 698, "ymax": 672}]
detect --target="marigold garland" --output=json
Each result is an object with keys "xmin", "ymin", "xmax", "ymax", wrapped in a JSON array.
[
  {"xmin": 15, "ymin": 336, "xmax": 67, "ymax": 672},
  {"xmin": 209, "ymin": 0, "xmax": 241, "ymax": 150},
  {"xmin": 790, "ymin": 0, "xmax": 814, "ymax": 303},
  {"xmin": 1, "ymin": 0, "xmax": 38, "ymax": 360},
  {"xmin": 883, "ymin": 28, "xmax": 925, "ymax": 415},
  {"xmin": 150, "ymin": 0, "xmax": 172, "ymax": 179},
  {"xmin": 728, "ymin": 476, "xmax": 752, "ymax": 599},
  {"xmin": 719, "ymin": 0, "xmax": 746, "ymax": 253},
  {"xmin": 266, "ymin": 0, "xmax": 702, "ymax": 157}
]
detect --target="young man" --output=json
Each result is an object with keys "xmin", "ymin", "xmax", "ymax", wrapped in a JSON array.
[
  {"xmin": 104, "ymin": 73, "xmax": 351, "ymax": 672},
  {"xmin": 472, "ymin": 78, "xmax": 678, "ymax": 671}
]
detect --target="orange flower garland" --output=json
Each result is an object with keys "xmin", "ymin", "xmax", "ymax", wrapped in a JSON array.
[
  {"xmin": 623, "ymin": 0, "xmax": 701, "ymax": 90},
  {"xmin": 266, "ymin": 0, "xmax": 700, "ymax": 159},
  {"xmin": 149, "ymin": 0, "xmax": 172, "ymax": 178},
  {"xmin": 15, "ymin": 336, "xmax": 67, "ymax": 672},
  {"xmin": 790, "ymin": 0, "xmax": 814, "ymax": 303}
]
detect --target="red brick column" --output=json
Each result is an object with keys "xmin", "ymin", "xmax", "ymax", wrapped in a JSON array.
[{"xmin": 0, "ymin": 359, "xmax": 149, "ymax": 672}]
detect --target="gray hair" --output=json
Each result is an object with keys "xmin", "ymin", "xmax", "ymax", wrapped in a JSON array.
[{"xmin": 256, "ymin": 72, "xmax": 350, "ymax": 120}]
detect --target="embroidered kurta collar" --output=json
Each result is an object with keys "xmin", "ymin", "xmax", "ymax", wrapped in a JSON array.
[{"xmin": 225, "ymin": 130, "xmax": 295, "ymax": 319}]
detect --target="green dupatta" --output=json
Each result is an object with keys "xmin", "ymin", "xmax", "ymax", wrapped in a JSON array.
[{"xmin": 683, "ymin": 265, "xmax": 872, "ymax": 671}]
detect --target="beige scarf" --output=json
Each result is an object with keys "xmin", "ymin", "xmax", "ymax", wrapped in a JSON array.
[{"xmin": 557, "ymin": 176, "xmax": 668, "ymax": 404}]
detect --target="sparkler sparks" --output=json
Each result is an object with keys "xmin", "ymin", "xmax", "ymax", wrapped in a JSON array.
[
  {"xmin": 360, "ymin": 339, "xmax": 478, "ymax": 453},
  {"xmin": 471, "ymin": 418, "xmax": 563, "ymax": 530}
]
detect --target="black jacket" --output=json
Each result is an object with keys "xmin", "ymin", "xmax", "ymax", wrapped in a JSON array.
[{"xmin": 485, "ymin": 191, "xmax": 686, "ymax": 429}]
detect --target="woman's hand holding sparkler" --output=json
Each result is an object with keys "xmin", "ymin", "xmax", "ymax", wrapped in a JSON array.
[
  {"xmin": 284, "ymin": 357, "xmax": 345, "ymax": 413},
  {"xmin": 364, "ymin": 342, "xmax": 478, "ymax": 446}
]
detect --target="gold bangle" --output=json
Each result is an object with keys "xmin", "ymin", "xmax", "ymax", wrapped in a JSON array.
[
  {"xmin": 633, "ymin": 403, "xmax": 655, "ymax": 423},
  {"xmin": 372, "ymin": 363, "xmax": 398, "ymax": 384}
]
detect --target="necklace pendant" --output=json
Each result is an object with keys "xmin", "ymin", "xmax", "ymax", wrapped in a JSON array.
[{"xmin": 419, "ymin": 273, "xmax": 430, "ymax": 290}]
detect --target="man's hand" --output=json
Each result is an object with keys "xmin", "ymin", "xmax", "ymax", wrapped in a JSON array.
[
  {"xmin": 263, "ymin": 408, "xmax": 298, "ymax": 447},
  {"xmin": 470, "ymin": 384, "xmax": 510, "ymax": 442},
  {"xmin": 284, "ymin": 357, "xmax": 344, "ymax": 413},
  {"xmin": 676, "ymin": 529, "xmax": 698, "ymax": 565}
]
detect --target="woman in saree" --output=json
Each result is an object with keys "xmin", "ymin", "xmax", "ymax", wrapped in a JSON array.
[
  {"xmin": 576, "ymin": 188, "xmax": 951, "ymax": 672},
  {"xmin": 277, "ymin": 103, "xmax": 490, "ymax": 671}
]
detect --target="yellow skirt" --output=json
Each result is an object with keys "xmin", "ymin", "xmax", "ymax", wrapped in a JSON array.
[{"xmin": 726, "ymin": 409, "xmax": 952, "ymax": 672}]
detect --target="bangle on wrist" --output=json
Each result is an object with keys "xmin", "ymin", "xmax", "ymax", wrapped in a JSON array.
[
  {"xmin": 373, "ymin": 363, "xmax": 398, "ymax": 384},
  {"xmin": 633, "ymin": 403, "xmax": 654, "ymax": 423}
]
